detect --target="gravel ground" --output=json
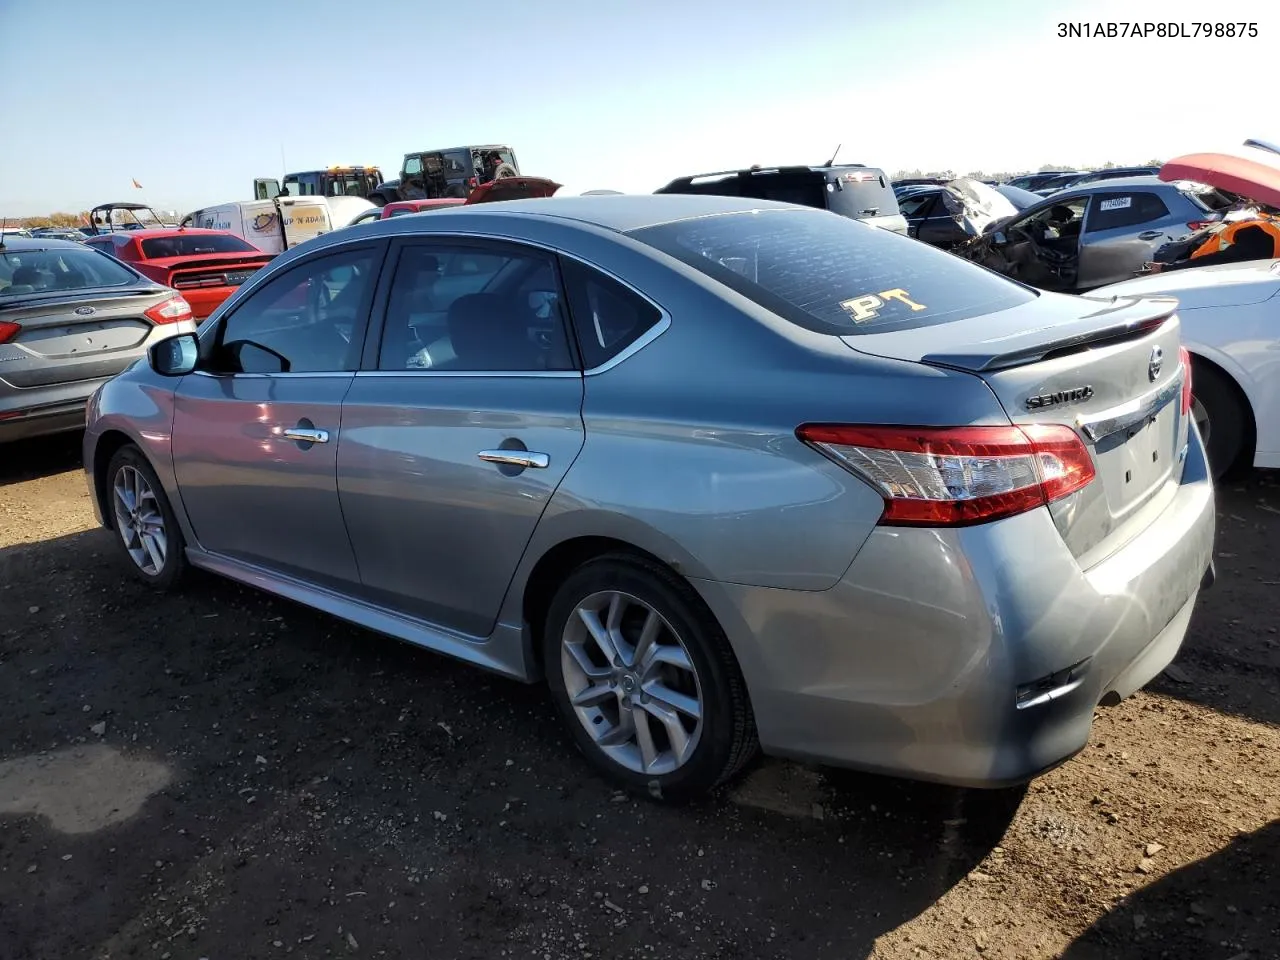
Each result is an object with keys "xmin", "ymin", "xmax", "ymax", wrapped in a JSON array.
[{"xmin": 1, "ymin": 432, "xmax": 1278, "ymax": 960}]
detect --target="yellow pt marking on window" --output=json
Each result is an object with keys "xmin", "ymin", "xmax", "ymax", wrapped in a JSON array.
[{"xmin": 839, "ymin": 288, "xmax": 928, "ymax": 323}]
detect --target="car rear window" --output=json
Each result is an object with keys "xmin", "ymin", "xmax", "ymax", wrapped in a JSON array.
[
  {"xmin": 823, "ymin": 169, "xmax": 900, "ymax": 220},
  {"xmin": 0, "ymin": 248, "xmax": 139, "ymax": 296},
  {"xmin": 142, "ymin": 234, "xmax": 258, "ymax": 257},
  {"xmin": 629, "ymin": 208, "xmax": 1034, "ymax": 335}
]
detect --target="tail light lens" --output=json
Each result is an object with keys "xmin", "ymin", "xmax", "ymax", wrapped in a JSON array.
[
  {"xmin": 1182, "ymin": 350, "xmax": 1192, "ymax": 417},
  {"xmin": 1187, "ymin": 221, "xmax": 1213, "ymax": 231},
  {"xmin": 143, "ymin": 294, "xmax": 193, "ymax": 325},
  {"xmin": 0, "ymin": 320, "xmax": 20, "ymax": 344},
  {"xmin": 797, "ymin": 423, "xmax": 1096, "ymax": 527}
]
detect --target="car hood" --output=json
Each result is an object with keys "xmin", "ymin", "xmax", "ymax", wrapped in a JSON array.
[
  {"xmin": 940, "ymin": 177, "xmax": 1019, "ymax": 236},
  {"xmin": 1088, "ymin": 259, "xmax": 1280, "ymax": 309},
  {"xmin": 1160, "ymin": 147, "xmax": 1280, "ymax": 208},
  {"xmin": 465, "ymin": 177, "xmax": 562, "ymax": 204}
]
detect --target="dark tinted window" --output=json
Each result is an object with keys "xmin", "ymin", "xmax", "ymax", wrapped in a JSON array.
[
  {"xmin": 561, "ymin": 259, "xmax": 662, "ymax": 368},
  {"xmin": 142, "ymin": 234, "xmax": 259, "ymax": 257},
  {"xmin": 0, "ymin": 247, "xmax": 139, "ymax": 296},
  {"xmin": 1085, "ymin": 192, "xmax": 1169, "ymax": 232},
  {"xmin": 378, "ymin": 243, "xmax": 573, "ymax": 372},
  {"xmin": 630, "ymin": 208, "xmax": 1033, "ymax": 335},
  {"xmin": 897, "ymin": 190, "xmax": 940, "ymax": 218},
  {"xmin": 213, "ymin": 248, "xmax": 376, "ymax": 373}
]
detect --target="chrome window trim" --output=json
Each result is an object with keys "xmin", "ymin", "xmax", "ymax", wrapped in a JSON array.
[{"xmin": 1076, "ymin": 366, "xmax": 1185, "ymax": 443}]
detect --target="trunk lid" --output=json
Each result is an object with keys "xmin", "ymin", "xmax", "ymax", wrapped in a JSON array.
[
  {"xmin": 0, "ymin": 287, "xmax": 166, "ymax": 387},
  {"xmin": 841, "ymin": 291, "xmax": 1191, "ymax": 561},
  {"xmin": 162, "ymin": 254, "xmax": 274, "ymax": 291}
]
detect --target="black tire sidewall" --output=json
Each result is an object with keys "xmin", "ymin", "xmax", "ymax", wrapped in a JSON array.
[
  {"xmin": 1191, "ymin": 360, "xmax": 1247, "ymax": 480},
  {"xmin": 105, "ymin": 446, "xmax": 186, "ymax": 590},
  {"xmin": 543, "ymin": 557, "xmax": 744, "ymax": 800}
]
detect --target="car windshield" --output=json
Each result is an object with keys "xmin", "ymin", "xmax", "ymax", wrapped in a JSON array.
[
  {"xmin": 0, "ymin": 247, "xmax": 139, "ymax": 296},
  {"xmin": 629, "ymin": 208, "xmax": 1034, "ymax": 335},
  {"xmin": 141, "ymin": 234, "xmax": 258, "ymax": 257}
]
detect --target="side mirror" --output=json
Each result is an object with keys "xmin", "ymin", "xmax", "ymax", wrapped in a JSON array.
[
  {"xmin": 149, "ymin": 333, "xmax": 199, "ymax": 376},
  {"xmin": 991, "ymin": 231, "xmax": 1007, "ymax": 244}
]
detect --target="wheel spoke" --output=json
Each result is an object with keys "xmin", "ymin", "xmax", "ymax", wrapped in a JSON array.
[
  {"xmin": 629, "ymin": 608, "xmax": 661, "ymax": 669},
  {"xmin": 633, "ymin": 709, "xmax": 659, "ymax": 772},
  {"xmin": 643, "ymin": 643, "xmax": 692, "ymax": 675},
  {"xmin": 577, "ymin": 604, "xmax": 621, "ymax": 665},
  {"xmin": 140, "ymin": 532, "xmax": 164, "ymax": 572},
  {"xmin": 643, "ymin": 680, "xmax": 701, "ymax": 720},
  {"xmin": 564, "ymin": 641, "xmax": 611, "ymax": 681},
  {"xmin": 570, "ymin": 683, "xmax": 615, "ymax": 708},
  {"xmin": 643, "ymin": 699, "xmax": 692, "ymax": 765}
]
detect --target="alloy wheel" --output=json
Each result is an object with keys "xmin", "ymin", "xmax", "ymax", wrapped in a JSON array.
[
  {"xmin": 112, "ymin": 465, "xmax": 168, "ymax": 576},
  {"xmin": 560, "ymin": 590, "xmax": 704, "ymax": 776}
]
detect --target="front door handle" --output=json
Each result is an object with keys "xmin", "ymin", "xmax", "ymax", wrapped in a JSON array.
[
  {"xmin": 1138, "ymin": 230, "xmax": 1164, "ymax": 241},
  {"xmin": 478, "ymin": 449, "xmax": 549, "ymax": 469},
  {"xmin": 283, "ymin": 427, "xmax": 329, "ymax": 444}
]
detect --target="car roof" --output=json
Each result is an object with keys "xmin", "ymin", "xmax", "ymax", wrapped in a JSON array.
[
  {"xmin": 352, "ymin": 193, "xmax": 815, "ymax": 236},
  {"xmin": 0, "ymin": 236, "xmax": 87, "ymax": 251},
  {"xmin": 1055, "ymin": 175, "xmax": 1175, "ymax": 194}
]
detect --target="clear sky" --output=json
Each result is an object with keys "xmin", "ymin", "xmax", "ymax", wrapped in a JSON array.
[{"xmin": 0, "ymin": 0, "xmax": 1274, "ymax": 217}]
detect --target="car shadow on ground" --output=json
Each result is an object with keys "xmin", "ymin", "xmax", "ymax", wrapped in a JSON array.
[
  {"xmin": 0, "ymin": 431, "xmax": 84, "ymax": 486},
  {"xmin": 1, "ymin": 527, "xmax": 1021, "ymax": 960},
  {"xmin": 1057, "ymin": 818, "xmax": 1280, "ymax": 960},
  {"xmin": 1148, "ymin": 470, "xmax": 1280, "ymax": 729}
]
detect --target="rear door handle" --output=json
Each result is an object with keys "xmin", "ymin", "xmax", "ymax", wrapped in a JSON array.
[
  {"xmin": 478, "ymin": 449, "xmax": 549, "ymax": 469},
  {"xmin": 1138, "ymin": 230, "xmax": 1164, "ymax": 241},
  {"xmin": 282, "ymin": 427, "xmax": 329, "ymax": 444}
]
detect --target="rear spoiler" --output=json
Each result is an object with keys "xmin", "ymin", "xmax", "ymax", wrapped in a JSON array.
[
  {"xmin": 0, "ymin": 286, "xmax": 166, "ymax": 310},
  {"xmin": 922, "ymin": 296, "xmax": 1179, "ymax": 372}
]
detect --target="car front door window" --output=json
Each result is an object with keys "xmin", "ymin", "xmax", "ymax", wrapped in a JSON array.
[{"xmin": 211, "ymin": 249, "xmax": 376, "ymax": 375}]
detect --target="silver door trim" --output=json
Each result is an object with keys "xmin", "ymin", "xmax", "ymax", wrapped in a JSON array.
[{"xmin": 477, "ymin": 449, "xmax": 550, "ymax": 469}]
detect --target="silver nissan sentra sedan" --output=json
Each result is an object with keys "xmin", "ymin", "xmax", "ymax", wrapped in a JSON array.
[{"xmin": 83, "ymin": 194, "xmax": 1216, "ymax": 799}]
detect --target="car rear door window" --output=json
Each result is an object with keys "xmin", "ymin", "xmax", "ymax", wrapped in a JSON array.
[
  {"xmin": 560, "ymin": 258, "xmax": 663, "ymax": 369},
  {"xmin": 1085, "ymin": 192, "xmax": 1169, "ymax": 232},
  {"xmin": 376, "ymin": 242, "xmax": 574, "ymax": 372},
  {"xmin": 211, "ymin": 247, "xmax": 377, "ymax": 374},
  {"xmin": 630, "ymin": 207, "xmax": 1033, "ymax": 335}
]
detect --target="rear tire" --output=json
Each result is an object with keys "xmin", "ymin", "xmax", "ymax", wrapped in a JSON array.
[
  {"xmin": 1191, "ymin": 359, "xmax": 1251, "ymax": 481},
  {"xmin": 105, "ymin": 446, "xmax": 187, "ymax": 590},
  {"xmin": 543, "ymin": 553, "xmax": 758, "ymax": 800}
]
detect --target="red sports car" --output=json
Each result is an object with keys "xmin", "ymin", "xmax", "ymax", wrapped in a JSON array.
[{"xmin": 84, "ymin": 229, "xmax": 274, "ymax": 319}]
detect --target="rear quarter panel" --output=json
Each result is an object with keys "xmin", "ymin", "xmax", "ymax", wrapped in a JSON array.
[{"xmin": 483, "ymin": 220, "xmax": 1013, "ymax": 608}]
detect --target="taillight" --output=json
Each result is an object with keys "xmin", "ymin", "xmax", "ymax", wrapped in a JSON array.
[
  {"xmin": 143, "ymin": 294, "xmax": 193, "ymax": 325},
  {"xmin": 796, "ymin": 423, "xmax": 1096, "ymax": 527},
  {"xmin": 1182, "ymin": 350, "xmax": 1192, "ymax": 417},
  {"xmin": 1187, "ymin": 221, "xmax": 1213, "ymax": 231},
  {"xmin": 0, "ymin": 320, "xmax": 19, "ymax": 344}
]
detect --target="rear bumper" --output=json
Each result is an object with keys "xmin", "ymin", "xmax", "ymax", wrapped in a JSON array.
[
  {"xmin": 0, "ymin": 378, "xmax": 105, "ymax": 443},
  {"xmin": 692, "ymin": 424, "xmax": 1216, "ymax": 788}
]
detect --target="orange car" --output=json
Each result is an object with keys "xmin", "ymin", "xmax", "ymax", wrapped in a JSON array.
[{"xmin": 84, "ymin": 229, "xmax": 274, "ymax": 319}]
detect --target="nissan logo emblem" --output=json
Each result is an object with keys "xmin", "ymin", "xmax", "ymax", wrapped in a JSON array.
[
  {"xmin": 74, "ymin": 306, "xmax": 95, "ymax": 316},
  {"xmin": 1148, "ymin": 346, "xmax": 1164, "ymax": 382}
]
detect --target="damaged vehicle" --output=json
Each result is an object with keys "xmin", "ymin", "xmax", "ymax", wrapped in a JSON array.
[
  {"xmin": 1086, "ymin": 144, "xmax": 1280, "ymax": 479},
  {"xmin": 953, "ymin": 177, "xmax": 1235, "ymax": 293},
  {"xmin": 899, "ymin": 178, "xmax": 1039, "ymax": 249}
]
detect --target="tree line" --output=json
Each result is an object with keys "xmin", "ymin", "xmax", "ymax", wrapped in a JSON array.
[
  {"xmin": 890, "ymin": 160, "xmax": 1165, "ymax": 182},
  {"xmin": 1, "ymin": 212, "xmax": 92, "ymax": 229}
]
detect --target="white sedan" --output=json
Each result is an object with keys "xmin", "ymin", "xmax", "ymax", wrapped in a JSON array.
[{"xmin": 1089, "ymin": 258, "xmax": 1280, "ymax": 479}]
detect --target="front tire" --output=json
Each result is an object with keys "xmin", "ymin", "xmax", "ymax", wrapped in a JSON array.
[
  {"xmin": 106, "ymin": 446, "xmax": 187, "ymax": 590},
  {"xmin": 543, "ymin": 554, "xmax": 758, "ymax": 800},
  {"xmin": 1191, "ymin": 360, "xmax": 1251, "ymax": 481}
]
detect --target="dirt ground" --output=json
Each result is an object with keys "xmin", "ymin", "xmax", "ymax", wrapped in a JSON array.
[{"xmin": 1, "ymin": 432, "xmax": 1278, "ymax": 960}]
